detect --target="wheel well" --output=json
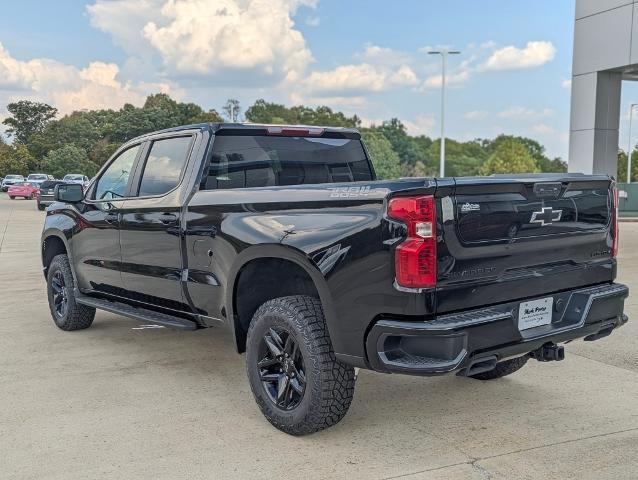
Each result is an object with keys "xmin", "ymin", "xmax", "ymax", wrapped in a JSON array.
[
  {"xmin": 233, "ymin": 258, "xmax": 320, "ymax": 353},
  {"xmin": 42, "ymin": 236, "xmax": 67, "ymax": 276}
]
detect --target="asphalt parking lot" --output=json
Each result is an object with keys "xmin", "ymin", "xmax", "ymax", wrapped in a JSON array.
[{"xmin": 1, "ymin": 194, "xmax": 638, "ymax": 480}]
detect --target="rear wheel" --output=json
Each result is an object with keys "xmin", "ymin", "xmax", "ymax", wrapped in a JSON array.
[
  {"xmin": 246, "ymin": 295, "xmax": 355, "ymax": 435},
  {"xmin": 469, "ymin": 355, "xmax": 529, "ymax": 380},
  {"xmin": 46, "ymin": 254, "xmax": 95, "ymax": 331}
]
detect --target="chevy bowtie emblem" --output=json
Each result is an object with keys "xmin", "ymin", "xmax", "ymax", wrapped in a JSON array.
[{"xmin": 530, "ymin": 207, "xmax": 562, "ymax": 226}]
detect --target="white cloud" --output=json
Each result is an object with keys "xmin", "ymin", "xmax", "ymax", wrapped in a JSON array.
[
  {"xmin": 305, "ymin": 15, "xmax": 320, "ymax": 27},
  {"xmin": 89, "ymin": 0, "xmax": 316, "ymax": 83},
  {"xmin": 303, "ymin": 95, "xmax": 368, "ymax": 109},
  {"xmin": 531, "ymin": 123, "xmax": 556, "ymax": 136},
  {"xmin": 0, "ymin": 42, "xmax": 169, "ymax": 114},
  {"xmin": 482, "ymin": 41, "xmax": 556, "ymax": 71},
  {"xmin": 422, "ymin": 69, "xmax": 471, "ymax": 89},
  {"xmin": 361, "ymin": 44, "xmax": 412, "ymax": 65},
  {"xmin": 498, "ymin": 106, "xmax": 554, "ymax": 119},
  {"xmin": 302, "ymin": 63, "xmax": 419, "ymax": 95},
  {"xmin": 404, "ymin": 114, "xmax": 436, "ymax": 136},
  {"xmin": 562, "ymin": 78, "xmax": 572, "ymax": 89},
  {"xmin": 464, "ymin": 110, "xmax": 488, "ymax": 120},
  {"xmin": 87, "ymin": 0, "xmax": 165, "ymax": 57}
]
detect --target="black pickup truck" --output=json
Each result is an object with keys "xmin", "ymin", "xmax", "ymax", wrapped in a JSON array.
[{"xmin": 41, "ymin": 123, "xmax": 628, "ymax": 435}]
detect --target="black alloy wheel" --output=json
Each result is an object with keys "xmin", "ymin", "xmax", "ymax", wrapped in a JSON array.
[
  {"xmin": 50, "ymin": 270, "xmax": 69, "ymax": 319},
  {"xmin": 258, "ymin": 327, "xmax": 306, "ymax": 410}
]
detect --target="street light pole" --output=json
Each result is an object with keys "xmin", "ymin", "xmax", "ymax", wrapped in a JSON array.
[
  {"xmin": 429, "ymin": 49, "xmax": 460, "ymax": 177},
  {"xmin": 628, "ymin": 103, "xmax": 637, "ymax": 183}
]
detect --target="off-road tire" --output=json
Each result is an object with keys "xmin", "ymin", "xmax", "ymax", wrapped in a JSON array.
[
  {"xmin": 469, "ymin": 355, "xmax": 529, "ymax": 380},
  {"xmin": 246, "ymin": 295, "xmax": 356, "ymax": 435},
  {"xmin": 47, "ymin": 254, "xmax": 95, "ymax": 331}
]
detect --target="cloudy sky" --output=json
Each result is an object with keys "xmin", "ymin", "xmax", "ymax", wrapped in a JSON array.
[{"xmin": 1, "ymin": 0, "xmax": 632, "ymax": 160}]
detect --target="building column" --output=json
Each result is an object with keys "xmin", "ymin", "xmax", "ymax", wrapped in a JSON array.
[{"xmin": 568, "ymin": 71, "xmax": 622, "ymax": 177}]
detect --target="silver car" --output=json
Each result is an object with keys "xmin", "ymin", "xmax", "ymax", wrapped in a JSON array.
[
  {"xmin": 2, "ymin": 174, "xmax": 25, "ymax": 192},
  {"xmin": 62, "ymin": 174, "xmax": 90, "ymax": 188},
  {"xmin": 26, "ymin": 173, "xmax": 54, "ymax": 188}
]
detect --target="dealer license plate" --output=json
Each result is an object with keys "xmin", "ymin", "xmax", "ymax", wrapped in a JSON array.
[{"xmin": 518, "ymin": 297, "xmax": 553, "ymax": 330}]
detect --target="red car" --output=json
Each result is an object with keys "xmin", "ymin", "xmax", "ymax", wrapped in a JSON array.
[{"xmin": 8, "ymin": 182, "xmax": 39, "ymax": 199}]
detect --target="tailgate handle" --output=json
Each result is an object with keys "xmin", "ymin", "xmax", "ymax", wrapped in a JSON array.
[{"xmin": 533, "ymin": 182, "xmax": 562, "ymax": 198}]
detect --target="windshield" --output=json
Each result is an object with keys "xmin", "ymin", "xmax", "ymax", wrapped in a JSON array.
[
  {"xmin": 64, "ymin": 175, "xmax": 84, "ymax": 180},
  {"xmin": 28, "ymin": 174, "xmax": 47, "ymax": 180},
  {"xmin": 6, "ymin": 175, "xmax": 23, "ymax": 180}
]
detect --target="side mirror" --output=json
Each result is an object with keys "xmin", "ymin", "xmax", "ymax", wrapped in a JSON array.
[{"xmin": 54, "ymin": 184, "xmax": 84, "ymax": 203}]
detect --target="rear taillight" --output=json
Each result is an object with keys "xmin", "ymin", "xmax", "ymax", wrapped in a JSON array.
[
  {"xmin": 612, "ymin": 186, "xmax": 619, "ymax": 258},
  {"xmin": 387, "ymin": 195, "xmax": 436, "ymax": 289}
]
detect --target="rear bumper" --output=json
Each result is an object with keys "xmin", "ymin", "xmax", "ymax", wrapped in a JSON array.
[
  {"xmin": 38, "ymin": 195, "xmax": 55, "ymax": 205},
  {"xmin": 365, "ymin": 283, "xmax": 628, "ymax": 376}
]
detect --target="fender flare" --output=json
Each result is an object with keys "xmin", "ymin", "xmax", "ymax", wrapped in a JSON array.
[
  {"xmin": 41, "ymin": 228, "xmax": 77, "ymax": 284},
  {"xmin": 225, "ymin": 244, "xmax": 337, "ymax": 352}
]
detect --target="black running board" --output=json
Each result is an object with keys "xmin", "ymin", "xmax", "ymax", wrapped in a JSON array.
[{"xmin": 75, "ymin": 295, "xmax": 198, "ymax": 330}]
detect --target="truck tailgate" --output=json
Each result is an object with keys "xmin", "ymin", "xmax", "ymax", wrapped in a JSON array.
[{"xmin": 436, "ymin": 174, "xmax": 616, "ymax": 314}]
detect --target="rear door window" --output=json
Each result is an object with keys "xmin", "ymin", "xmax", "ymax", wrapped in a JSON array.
[
  {"xmin": 203, "ymin": 134, "xmax": 373, "ymax": 190},
  {"xmin": 137, "ymin": 136, "xmax": 193, "ymax": 197}
]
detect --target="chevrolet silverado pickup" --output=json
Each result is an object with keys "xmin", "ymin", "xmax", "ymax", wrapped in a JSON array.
[{"xmin": 41, "ymin": 123, "xmax": 628, "ymax": 435}]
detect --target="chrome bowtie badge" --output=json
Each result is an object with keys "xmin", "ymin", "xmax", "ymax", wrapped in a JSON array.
[{"xmin": 530, "ymin": 207, "xmax": 562, "ymax": 226}]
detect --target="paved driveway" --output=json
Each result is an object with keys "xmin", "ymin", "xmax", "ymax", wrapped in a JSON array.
[{"xmin": 1, "ymin": 194, "xmax": 637, "ymax": 479}]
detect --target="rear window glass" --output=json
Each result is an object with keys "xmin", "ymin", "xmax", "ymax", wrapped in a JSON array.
[
  {"xmin": 138, "ymin": 136, "xmax": 192, "ymax": 197},
  {"xmin": 202, "ymin": 135, "xmax": 373, "ymax": 190}
]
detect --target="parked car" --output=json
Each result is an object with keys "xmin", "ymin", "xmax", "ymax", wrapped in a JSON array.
[
  {"xmin": 2, "ymin": 174, "xmax": 25, "ymax": 191},
  {"xmin": 27, "ymin": 173, "xmax": 54, "ymax": 188},
  {"xmin": 8, "ymin": 181, "xmax": 39, "ymax": 199},
  {"xmin": 62, "ymin": 174, "xmax": 90, "ymax": 188},
  {"xmin": 41, "ymin": 123, "xmax": 628, "ymax": 435},
  {"xmin": 37, "ymin": 180, "xmax": 67, "ymax": 211}
]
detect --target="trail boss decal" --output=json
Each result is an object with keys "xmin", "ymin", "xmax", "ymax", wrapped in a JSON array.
[{"xmin": 329, "ymin": 186, "xmax": 371, "ymax": 198}]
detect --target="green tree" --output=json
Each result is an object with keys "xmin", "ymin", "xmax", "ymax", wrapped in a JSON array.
[
  {"xmin": 375, "ymin": 119, "xmax": 424, "ymax": 166},
  {"xmin": 89, "ymin": 138, "xmax": 120, "ymax": 168},
  {"xmin": 484, "ymin": 134, "xmax": 566, "ymax": 173},
  {"xmin": 617, "ymin": 148, "xmax": 638, "ymax": 182},
  {"xmin": 187, "ymin": 109, "xmax": 223, "ymax": 124},
  {"xmin": 360, "ymin": 128, "xmax": 402, "ymax": 179},
  {"xmin": 13, "ymin": 144, "xmax": 36, "ymax": 173},
  {"xmin": 222, "ymin": 99, "xmax": 241, "ymax": 122},
  {"xmin": 244, "ymin": 99, "xmax": 360, "ymax": 127},
  {"xmin": 479, "ymin": 138, "xmax": 539, "ymax": 175},
  {"xmin": 0, "ymin": 141, "xmax": 29, "ymax": 177},
  {"xmin": 44, "ymin": 145, "xmax": 98, "ymax": 179},
  {"xmin": 2, "ymin": 100, "xmax": 57, "ymax": 144}
]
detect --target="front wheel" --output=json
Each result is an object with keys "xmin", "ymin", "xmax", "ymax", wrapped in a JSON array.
[
  {"xmin": 46, "ymin": 254, "xmax": 95, "ymax": 331},
  {"xmin": 9, "ymin": 196, "xmax": 14, "ymax": 200},
  {"xmin": 37, "ymin": 202, "xmax": 45, "ymax": 211},
  {"xmin": 246, "ymin": 295, "xmax": 355, "ymax": 435}
]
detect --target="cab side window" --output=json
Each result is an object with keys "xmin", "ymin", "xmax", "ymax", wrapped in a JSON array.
[
  {"xmin": 94, "ymin": 145, "xmax": 141, "ymax": 200},
  {"xmin": 137, "ymin": 136, "xmax": 192, "ymax": 197}
]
